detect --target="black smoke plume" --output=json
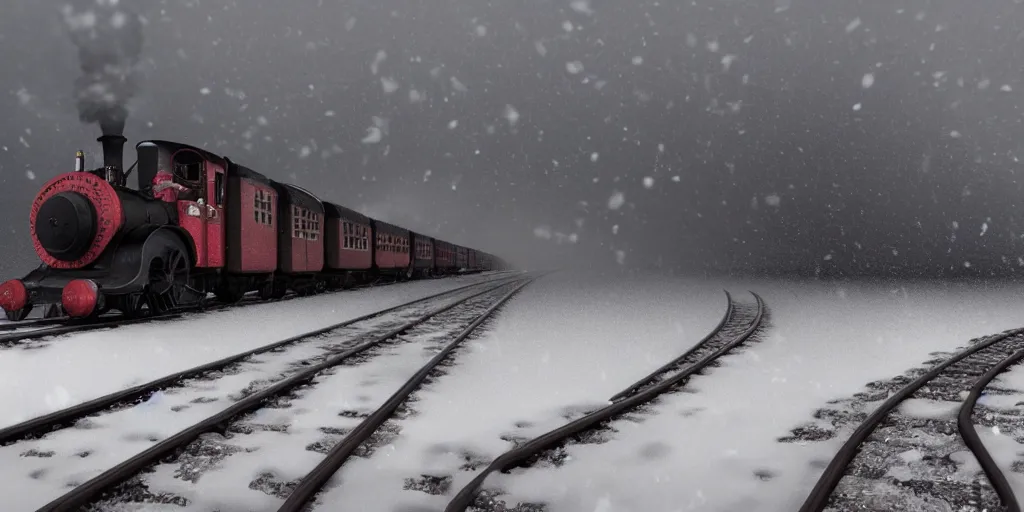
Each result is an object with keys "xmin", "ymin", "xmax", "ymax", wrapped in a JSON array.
[{"xmin": 61, "ymin": 0, "xmax": 143, "ymax": 136}]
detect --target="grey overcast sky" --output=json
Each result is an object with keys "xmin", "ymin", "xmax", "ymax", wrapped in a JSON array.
[{"xmin": 2, "ymin": 0, "xmax": 1023, "ymax": 278}]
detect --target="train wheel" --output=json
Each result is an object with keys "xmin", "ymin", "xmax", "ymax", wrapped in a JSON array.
[
  {"xmin": 258, "ymin": 282, "xmax": 274, "ymax": 301},
  {"xmin": 5, "ymin": 305, "xmax": 32, "ymax": 322},
  {"xmin": 269, "ymin": 281, "xmax": 288, "ymax": 300},
  {"xmin": 215, "ymin": 284, "xmax": 245, "ymax": 304},
  {"xmin": 119, "ymin": 294, "xmax": 146, "ymax": 318},
  {"xmin": 42, "ymin": 303, "xmax": 63, "ymax": 319},
  {"xmin": 146, "ymin": 247, "xmax": 192, "ymax": 315}
]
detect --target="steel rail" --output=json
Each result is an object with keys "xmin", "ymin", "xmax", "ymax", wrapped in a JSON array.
[
  {"xmin": 276, "ymin": 278, "xmax": 535, "ymax": 512},
  {"xmin": 797, "ymin": 327, "xmax": 1024, "ymax": 512},
  {"xmin": 0, "ymin": 274, "xmax": 522, "ymax": 446},
  {"xmin": 35, "ymin": 276, "xmax": 528, "ymax": 512},
  {"xmin": 443, "ymin": 291, "xmax": 766, "ymax": 512}
]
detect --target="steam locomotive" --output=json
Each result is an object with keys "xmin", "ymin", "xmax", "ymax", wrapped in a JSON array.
[{"xmin": 0, "ymin": 134, "xmax": 505, "ymax": 321}]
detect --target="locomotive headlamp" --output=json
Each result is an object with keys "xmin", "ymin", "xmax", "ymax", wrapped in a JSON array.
[
  {"xmin": 62, "ymin": 279, "xmax": 103, "ymax": 318},
  {"xmin": 0, "ymin": 279, "xmax": 28, "ymax": 313}
]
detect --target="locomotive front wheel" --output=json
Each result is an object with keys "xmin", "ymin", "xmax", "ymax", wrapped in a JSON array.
[{"xmin": 146, "ymin": 246, "xmax": 193, "ymax": 315}]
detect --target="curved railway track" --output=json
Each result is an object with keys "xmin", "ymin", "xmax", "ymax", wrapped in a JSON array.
[
  {"xmin": 443, "ymin": 290, "xmax": 767, "ymax": 512},
  {"xmin": 0, "ymin": 271, "xmax": 503, "ymax": 346},
  {"xmin": 798, "ymin": 328, "xmax": 1024, "ymax": 512},
  {"xmin": 16, "ymin": 274, "xmax": 531, "ymax": 512}
]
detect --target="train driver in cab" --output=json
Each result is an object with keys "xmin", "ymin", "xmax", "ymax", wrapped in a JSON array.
[{"xmin": 152, "ymin": 169, "xmax": 192, "ymax": 202}]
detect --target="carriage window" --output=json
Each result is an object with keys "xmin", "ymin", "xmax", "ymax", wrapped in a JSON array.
[{"xmin": 253, "ymin": 189, "xmax": 273, "ymax": 226}]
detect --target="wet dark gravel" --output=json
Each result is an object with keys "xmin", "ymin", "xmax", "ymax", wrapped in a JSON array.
[{"xmin": 779, "ymin": 330, "xmax": 1024, "ymax": 512}]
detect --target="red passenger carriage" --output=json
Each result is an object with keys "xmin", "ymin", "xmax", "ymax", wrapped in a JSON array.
[
  {"xmin": 372, "ymin": 221, "xmax": 412, "ymax": 279},
  {"xmin": 323, "ymin": 202, "xmax": 373, "ymax": 287}
]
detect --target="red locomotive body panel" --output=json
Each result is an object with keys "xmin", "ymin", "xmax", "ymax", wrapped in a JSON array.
[
  {"xmin": 176, "ymin": 200, "xmax": 206, "ymax": 266},
  {"xmin": 204, "ymin": 159, "xmax": 226, "ymax": 269},
  {"xmin": 323, "ymin": 202, "xmax": 372, "ymax": 270},
  {"xmin": 162, "ymin": 147, "xmax": 224, "ymax": 269},
  {"xmin": 272, "ymin": 181, "xmax": 324, "ymax": 274},
  {"xmin": 227, "ymin": 164, "xmax": 277, "ymax": 273}
]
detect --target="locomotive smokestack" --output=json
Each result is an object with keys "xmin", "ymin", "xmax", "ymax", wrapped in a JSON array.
[{"xmin": 98, "ymin": 134, "xmax": 126, "ymax": 171}]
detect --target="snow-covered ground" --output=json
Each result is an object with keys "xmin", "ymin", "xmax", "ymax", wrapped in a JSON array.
[
  {"xmin": 0, "ymin": 272, "xmax": 509, "ymax": 428},
  {"xmin": 1, "ymin": 279, "xmax": 521, "ymax": 511},
  {"xmin": 304, "ymin": 271, "xmax": 1024, "ymax": 512},
  {"xmin": 4, "ymin": 270, "xmax": 1024, "ymax": 511},
  {"xmin": 316, "ymin": 272, "xmax": 730, "ymax": 511},
  {"xmin": 133, "ymin": 281, "xmax": 523, "ymax": 512}
]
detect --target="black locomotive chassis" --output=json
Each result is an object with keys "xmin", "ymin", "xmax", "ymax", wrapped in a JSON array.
[{"xmin": 19, "ymin": 225, "xmax": 194, "ymax": 312}]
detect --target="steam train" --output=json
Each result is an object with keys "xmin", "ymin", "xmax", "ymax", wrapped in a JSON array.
[{"xmin": 0, "ymin": 134, "xmax": 507, "ymax": 321}]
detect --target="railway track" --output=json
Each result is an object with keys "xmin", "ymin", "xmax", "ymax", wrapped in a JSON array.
[
  {"xmin": 0, "ymin": 271, "xmax": 504, "ymax": 347},
  {"xmin": 798, "ymin": 328, "xmax": 1024, "ymax": 512},
  {"xmin": 443, "ymin": 290, "xmax": 767, "ymax": 512},
  {"xmin": 8, "ymin": 273, "xmax": 531, "ymax": 511}
]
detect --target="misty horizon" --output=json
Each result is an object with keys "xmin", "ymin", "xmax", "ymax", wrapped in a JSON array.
[{"xmin": 2, "ymin": 0, "xmax": 1023, "ymax": 278}]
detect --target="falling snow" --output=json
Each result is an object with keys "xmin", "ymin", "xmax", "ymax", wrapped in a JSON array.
[
  {"xmin": 450, "ymin": 76, "xmax": 469, "ymax": 92},
  {"xmin": 370, "ymin": 50, "xmax": 387, "ymax": 75},
  {"xmin": 362, "ymin": 127, "xmax": 382, "ymax": 144},
  {"xmin": 608, "ymin": 191, "xmax": 625, "ymax": 210},
  {"xmin": 570, "ymin": 0, "xmax": 593, "ymax": 15},
  {"xmin": 503, "ymin": 105, "xmax": 520, "ymax": 126},
  {"xmin": 380, "ymin": 77, "xmax": 399, "ymax": 94}
]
